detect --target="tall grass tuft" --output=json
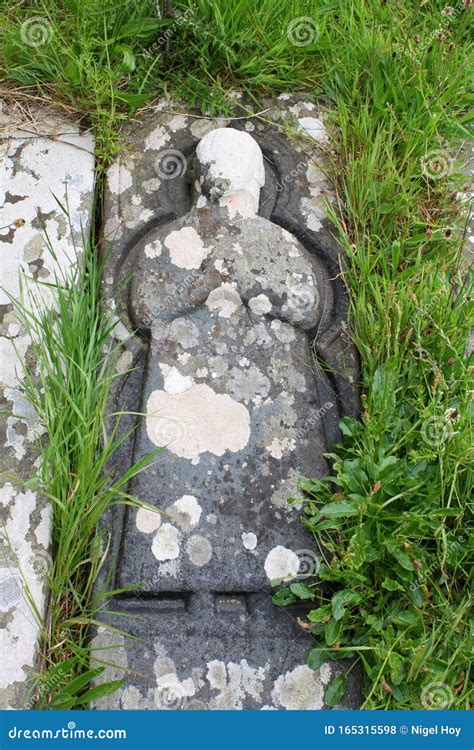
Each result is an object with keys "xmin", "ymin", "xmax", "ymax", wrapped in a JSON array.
[
  {"xmin": 271, "ymin": 0, "xmax": 473, "ymax": 709},
  {"xmin": 11, "ymin": 228, "xmax": 159, "ymax": 708},
  {"xmin": 0, "ymin": 0, "xmax": 166, "ymax": 164}
]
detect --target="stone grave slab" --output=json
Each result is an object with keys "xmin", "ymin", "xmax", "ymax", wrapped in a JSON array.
[{"xmin": 94, "ymin": 98, "xmax": 360, "ymax": 709}]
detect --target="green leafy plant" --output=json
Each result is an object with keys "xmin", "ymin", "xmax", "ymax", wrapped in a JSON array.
[{"xmin": 271, "ymin": 0, "xmax": 473, "ymax": 709}]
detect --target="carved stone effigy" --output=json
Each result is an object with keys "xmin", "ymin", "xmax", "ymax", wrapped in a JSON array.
[{"xmin": 94, "ymin": 100, "xmax": 360, "ymax": 710}]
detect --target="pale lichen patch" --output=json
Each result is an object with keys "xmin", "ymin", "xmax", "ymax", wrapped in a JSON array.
[
  {"xmin": 168, "ymin": 495, "xmax": 202, "ymax": 531},
  {"xmin": 264, "ymin": 546, "xmax": 299, "ymax": 582},
  {"xmin": 164, "ymin": 226, "xmax": 211, "ymax": 270},
  {"xmin": 298, "ymin": 117, "xmax": 328, "ymax": 143},
  {"xmin": 144, "ymin": 125, "xmax": 170, "ymax": 152},
  {"xmin": 205, "ymin": 283, "xmax": 242, "ymax": 318},
  {"xmin": 146, "ymin": 384, "xmax": 250, "ymax": 462},
  {"xmin": 186, "ymin": 535, "xmax": 212, "ymax": 567},
  {"xmin": 159, "ymin": 364, "xmax": 194, "ymax": 395},
  {"xmin": 249, "ymin": 294, "xmax": 272, "ymax": 316},
  {"xmin": 272, "ymin": 665, "xmax": 324, "ymax": 710},
  {"xmin": 144, "ymin": 239, "xmax": 162, "ymax": 258},
  {"xmin": 241, "ymin": 532, "xmax": 257, "ymax": 550},
  {"xmin": 207, "ymin": 659, "xmax": 267, "ymax": 709},
  {"xmin": 136, "ymin": 507, "xmax": 162, "ymax": 534},
  {"xmin": 206, "ymin": 660, "xmax": 227, "ymax": 690},
  {"xmin": 266, "ymin": 437, "xmax": 296, "ymax": 460},
  {"xmin": 107, "ymin": 163, "xmax": 132, "ymax": 195},
  {"xmin": 151, "ymin": 523, "xmax": 180, "ymax": 561}
]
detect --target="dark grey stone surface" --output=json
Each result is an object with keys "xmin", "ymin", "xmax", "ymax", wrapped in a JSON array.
[
  {"xmin": 94, "ymin": 100, "xmax": 361, "ymax": 709},
  {"xmin": 93, "ymin": 595, "xmax": 360, "ymax": 710},
  {"xmin": 119, "ymin": 187, "xmax": 336, "ymax": 593}
]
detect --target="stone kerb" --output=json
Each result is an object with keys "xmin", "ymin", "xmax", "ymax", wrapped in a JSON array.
[{"xmin": 0, "ymin": 103, "xmax": 95, "ymax": 708}]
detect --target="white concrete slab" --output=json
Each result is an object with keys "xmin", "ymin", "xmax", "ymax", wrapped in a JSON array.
[{"xmin": 0, "ymin": 103, "xmax": 95, "ymax": 708}]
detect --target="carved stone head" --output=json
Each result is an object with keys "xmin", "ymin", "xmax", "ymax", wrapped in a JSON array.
[{"xmin": 195, "ymin": 127, "xmax": 265, "ymax": 211}]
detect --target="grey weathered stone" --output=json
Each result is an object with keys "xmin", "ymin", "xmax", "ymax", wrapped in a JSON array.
[
  {"xmin": 0, "ymin": 103, "xmax": 95, "ymax": 708},
  {"xmin": 95, "ymin": 100, "xmax": 360, "ymax": 709},
  {"xmin": 93, "ymin": 595, "xmax": 361, "ymax": 710},
  {"xmin": 118, "ymin": 127, "xmax": 337, "ymax": 595}
]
